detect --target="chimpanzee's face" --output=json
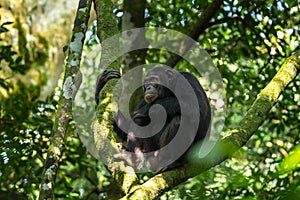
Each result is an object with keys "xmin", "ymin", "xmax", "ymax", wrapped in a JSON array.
[
  {"xmin": 143, "ymin": 74, "xmax": 161, "ymax": 103},
  {"xmin": 143, "ymin": 68, "xmax": 175, "ymax": 104}
]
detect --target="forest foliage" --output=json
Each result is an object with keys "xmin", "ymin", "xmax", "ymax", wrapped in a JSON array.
[{"xmin": 0, "ymin": 0, "xmax": 300, "ymax": 199}]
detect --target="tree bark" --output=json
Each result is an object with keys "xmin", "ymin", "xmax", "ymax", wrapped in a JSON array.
[
  {"xmin": 38, "ymin": 0, "xmax": 92, "ymax": 199},
  {"xmin": 93, "ymin": 0, "xmax": 139, "ymax": 197}
]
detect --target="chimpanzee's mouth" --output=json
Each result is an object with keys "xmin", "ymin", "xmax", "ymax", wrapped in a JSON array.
[{"xmin": 145, "ymin": 94, "xmax": 157, "ymax": 103}]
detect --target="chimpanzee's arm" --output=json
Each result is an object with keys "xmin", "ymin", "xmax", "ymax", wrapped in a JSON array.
[
  {"xmin": 94, "ymin": 69, "xmax": 128, "ymax": 141},
  {"xmin": 113, "ymin": 112, "xmax": 129, "ymax": 142},
  {"xmin": 154, "ymin": 97, "xmax": 181, "ymax": 117},
  {"xmin": 132, "ymin": 97, "xmax": 181, "ymax": 119}
]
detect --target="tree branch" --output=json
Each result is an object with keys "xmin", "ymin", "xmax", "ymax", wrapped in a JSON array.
[
  {"xmin": 122, "ymin": 0, "xmax": 148, "ymax": 70},
  {"xmin": 123, "ymin": 51, "xmax": 300, "ymax": 199},
  {"xmin": 93, "ymin": 0, "xmax": 139, "ymax": 196},
  {"xmin": 166, "ymin": 0, "xmax": 224, "ymax": 67},
  {"xmin": 38, "ymin": 0, "xmax": 92, "ymax": 199}
]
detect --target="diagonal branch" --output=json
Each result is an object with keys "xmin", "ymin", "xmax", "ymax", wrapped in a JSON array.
[
  {"xmin": 123, "ymin": 51, "xmax": 300, "ymax": 199},
  {"xmin": 122, "ymin": 0, "xmax": 148, "ymax": 70},
  {"xmin": 166, "ymin": 0, "xmax": 224, "ymax": 67}
]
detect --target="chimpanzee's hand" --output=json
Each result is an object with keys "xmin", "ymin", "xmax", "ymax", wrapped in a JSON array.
[{"xmin": 95, "ymin": 69, "xmax": 121, "ymax": 104}]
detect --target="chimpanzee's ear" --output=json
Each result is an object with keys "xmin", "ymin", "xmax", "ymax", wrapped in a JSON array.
[{"xmin": 165, "ymin": 68, "xmax": 175, "ymax": 81}]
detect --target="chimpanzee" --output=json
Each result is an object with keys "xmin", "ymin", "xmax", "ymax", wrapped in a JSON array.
[{"xmin": 95, "ymin": 67, "xmax": 211, "ymax": 172}]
